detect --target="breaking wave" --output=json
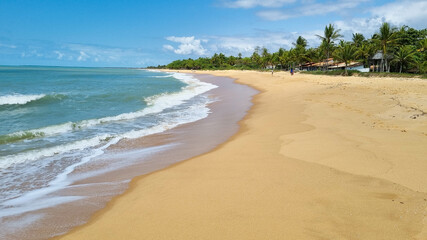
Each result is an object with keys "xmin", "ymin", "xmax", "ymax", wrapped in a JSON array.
[
  {"xmin": 0, "ymin": 94, "xmax": 46, "ymax": 106},
  {"xmin": 0, "ymin": 73, "xmax": 217, "ymax": 144}
]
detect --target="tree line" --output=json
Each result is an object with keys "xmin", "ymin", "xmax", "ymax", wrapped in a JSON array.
[{"xmin": 149, "ymin": 23, "xmax": 427, "ymax": 75}]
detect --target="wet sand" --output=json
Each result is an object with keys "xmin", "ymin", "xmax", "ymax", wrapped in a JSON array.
[
  {"xmin": 2, "ymin": 74, "xmax": 256, "ymax": 240},
  {"xmin": 57, "ymin": 71, "xmax": 427, "ymax": 240}
]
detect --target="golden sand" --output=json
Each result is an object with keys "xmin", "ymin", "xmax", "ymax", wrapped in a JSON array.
[{"xmin": 57, "ymin": 71, "xmax": 427, "ymax": 240}]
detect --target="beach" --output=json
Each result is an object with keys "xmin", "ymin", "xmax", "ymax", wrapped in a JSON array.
[
  {"xmin": 0, "ymin": 70, "xmax": 256, "ymax": 240},
  {"xmin": 57, "ymin": 70, "xmax": 427, "ymax": 240}
]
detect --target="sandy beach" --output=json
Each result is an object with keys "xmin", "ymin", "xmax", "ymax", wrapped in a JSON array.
[{"xmin": 57, "ymin": 71, "xmax": 427, "ymax": 240}]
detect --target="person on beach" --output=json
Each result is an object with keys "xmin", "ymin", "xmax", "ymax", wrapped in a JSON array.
[{"xmin": 290, "ymin": 68, "xmax": 294, "ymax": 76}]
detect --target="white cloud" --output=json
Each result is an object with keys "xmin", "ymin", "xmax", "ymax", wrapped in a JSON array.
[
  {"xmin": 211, "ymin": 37, "xmax": 260, "ymax": 53},
  {"xmin": 208, "ymin": 30, "xmax": 324, "ymax": 56},
  {"xmin": 163, "ymin": 36, "xmax": 207, "ymax": 55},
  {"xmin": 300, "ymin": 0, "xmax": 367, "ymax": 17},
  {"xmin": 334, "ymin": 17, "xmax": 384, "ymax": 38},
  {"xmin": 257, "ymin": 0, "xmax": 368, "ymax": 20},
  {"xmin": 224, "ymin": 0, "xmax": 295, "ymax": 8},
  {"xmin": 370, "ymin": 0, "xmax": 427, "ymax": 28},
  {"xmin": 331, "ymin": 0, "xmax": 427, "ymax": 39},
  {"xmin": 256, "ymin": 10, "xmax": 291, "ymax": 20},
  {"xmin": 21, "ymin": 49, "xmax": 43, "ymax": 58},
  {"xmin": 77, "ymin": 51, "xmax": 89, "ymax": 61},
  {"xmin": 163, "ymin": 44, "xmax": 175, "ymax": 51},
  {"xmin": 65, "ymin": 43, "xmax": 147, "ymax": 64},
  {"xmin": 0, "ymin": 43, "xmax": 17, "ymax": 49},
  {"xmin": 162, "ymin": 29, "xmax": 326, "ymax": 58},
  {"xmin": 0, "ymin": 37, "xmax": 152, "ymax": 67},
  {"xmin": 54, "ymin": 50, "xmax": 64, "ymax": 60}
]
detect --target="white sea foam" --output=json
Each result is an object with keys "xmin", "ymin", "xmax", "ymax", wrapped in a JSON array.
[
  {"xmin": 2, "ymin": 122, "xmax": 74, "ymax": 141},
  {"xmin": 0, "ymin": 73, "xmax": 217, "ymax": 170},
  {"xmin": 0, "ymin": 94, "xmax": 46, "ymax": 105},
  {"xmin": 0, "ymin": 134, "xmax": 114, "ymax": 169},
  {"xmin": 0, "ymin": 196, "xmax": 84, "ymax": 219},
  {"xmin": 0, "ymin": 99, "xmax": 212, "ymax": 216},
  {"xmin": 121, "ymin": 101, "xmax": 210, "ymax": 140},
  {"xmin": 3, "ymin": 73, "xmax": 217, "ymax": 141},
  {"xmin": 0, "ymin": 100, "xmax": 212, "ymax": 170},
  {"xmin": 0, "ymin": 137, "xmax": 121, "ymax": 217},
  {"xmin": 152, "ymin": 75, "xmax": 173, "ymax": 78},
  {"xmin": 0, "ymin": 72, "xmax": 217, "ymax": 221},
  {"xmin": 76, "ymin": 72, "xmax": 217, "ymax": 128},
  {"xmin": 144, "ymin": 69, "xmax": 161, "ymax": 72}
]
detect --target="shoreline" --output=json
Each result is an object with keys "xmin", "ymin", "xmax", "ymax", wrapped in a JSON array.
[
  {"xmin": 2, "ymin": 73, "xmax": 256, "ymax": 240},
  {"xmin": 57, "ymin": 70, "xmax": 427, "ymax": 239}
]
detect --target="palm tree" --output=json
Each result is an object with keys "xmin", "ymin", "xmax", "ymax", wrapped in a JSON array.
[
  {"xmin": 211, "ymin": 53, "xmax": 220, "ymax": 67},
  {"xmin": 228, "ymin": 55, "xmax": 237, "ymax": 66},
  {"xmin": 316, "ymin": 24, "xmax": 343, "ymax": 71},
  {"xmin": 338, "ymin": 40, "xmax": 346, "ymax": 48},
  {"xmin": 261, "ymin": 47, "xmax": 272, "ymax": 69},
  {"xmin": 292, "ymin": 36, "xmax": 309, "ymax": 70},
  {"xmin": 333, "ymin": 42, "xmax": 357, "ymax": 76},
  {"xmin": 372, "ymin": 22, "xmax": 398, "ymax": 72},
  {"xmin": 278, "ymin": 48, "xmax": 290, "ymax": 70},
  {"xmin": 251, "ymin": 51, "xmax": 261, "ymax": 69},
  {"xmin": 271, "ymin": 52, "xmax": 280, "ymax": 73},
  {"xmin": 295, "ymin": 46, "xmax": 308, "ymax": 70},
  {"xmin": 418, "ymin": 38, "xmax": 427, "ymax": 52},
  {"xmin": 356, "ymin": 42, "xmax": 373, "ymax": 67},
  {"xmin": 352, "ymin": 33, "xmax": 365, "ymax": 47},
  {"xmin": 412, "ymin": 55, "xmax": 427, "ymax": 74},
  {"xmin": 293, "ymin": 36, "xmax": 308, "ymax": 49},
  {"xmin": 288, "ymin": 48, "xmax": 298, "ymax": 70},
  {"xmin": 392, "ymin": 45, "xmax": 416, "ymax": 73},
  {"xmin": 307, "ymin": 48, "xmax": 325, "ymax": 70}
]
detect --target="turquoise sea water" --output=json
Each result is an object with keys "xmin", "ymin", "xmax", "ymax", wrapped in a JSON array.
[
  {"xmin": 0, "ymin": 66, "xmax": 217, "ymax": 233},
  {"xmin": 0, "ymin": 67, "xmax": 185, "ymax": 137}
]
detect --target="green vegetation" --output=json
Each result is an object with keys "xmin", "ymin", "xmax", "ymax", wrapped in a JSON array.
[
  {"xmin": 333, "ymin": 41, "xmax": 357, "ymax": 75},
  {"xmin": 149, "ymin": 23, "xmax": 427, "ymax": 76},
  {"xmin": 316, "ymin": 24, "xmax": 343, "ymax": 70},
  {"xmin": 301, "ymin": 70, "xmax": 427, "ymax": 79}
]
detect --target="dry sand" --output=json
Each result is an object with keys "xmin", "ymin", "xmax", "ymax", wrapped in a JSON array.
[{"xmin": 57, "ymin": 71, "xmax": 427, "ymax": 240}]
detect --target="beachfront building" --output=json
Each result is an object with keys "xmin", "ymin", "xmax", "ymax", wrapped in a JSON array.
[
  {"xmin": 301, "ymin": 58, "xmax": 369, "ymax": 72},
  {"xmin": 300, "ymin": 58, "xmax": 335, "ymax": 71},
  {"xmin": 370, "ymin": 50, "xmax": 393, "ymax": 72},
  {"xmin": 328, "ymin": 61, "xmax": 369, "ymax": 72}
]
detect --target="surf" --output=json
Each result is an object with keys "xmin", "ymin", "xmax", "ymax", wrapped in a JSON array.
[{"xmin": 0, "ymin": 94, "xmax": 46, "ymax": 106}]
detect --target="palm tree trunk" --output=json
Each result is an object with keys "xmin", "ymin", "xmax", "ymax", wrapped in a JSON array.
[
  {"xmin": 345, "ymin": 62, "xmax": 348, "ymax": 76},
  {"xmin": 380, "ymin": 56, "xmax": 384, "ymax": 72},
  {"xmin": 400, "ymin": 63, "xmax": 402, "ymax": 73},
  {"xmin": 326, "ymin": 51, "xmax": 329, "ymax": 71},
  {"xmin": 386, "ymin": 58, "xmax": 389, "ymax": 72}
]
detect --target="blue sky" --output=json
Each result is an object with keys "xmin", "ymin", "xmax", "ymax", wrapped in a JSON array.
[{"xmin": 0, "ymin": 0, "xmax": 426, "ymax": 67}]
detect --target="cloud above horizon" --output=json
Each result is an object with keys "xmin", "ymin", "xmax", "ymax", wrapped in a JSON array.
[
  {"xmin": 256, "ymin": 0, "xmax": 368, "ymax": 21},
  {"xmin": 223, "ymin": 0, "xmax": 427, "ymax": 30},
  {"xmin": 217, "ymin": 0, "xmax": 426, "ymax": 49},
  {"xmin": 370, "ymin": 0, "xmax": 427, "ymax": 28},
  {"xmin": 163, "ymin": 36, "xmax": 208, "ymax": 55},
  {"xmin": 0, "ymin": 0, "xmax": 425, "ymax": 67},
  {"xmin": 332, "ymin": 0, "xmax": 427, "ymax": 38},
  {"xmin": 223, "ymin": 0, "xmax": 296, "ymax": 8},
  {"xmin": 161, "ymin": 29, "xmax": 326, "ymax": 58},
  {"xmin": 0, "ymin": 43, "xmax": 17, "ymax": 49},
  {"xmin": 0, "ymin": 38, "xmax": 152, "ymax": 67}
]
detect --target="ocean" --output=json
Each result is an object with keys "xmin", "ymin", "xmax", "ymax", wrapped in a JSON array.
[{"xmin": 0, "ymin": 66, "xmax": 218, "ymax": 239}]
